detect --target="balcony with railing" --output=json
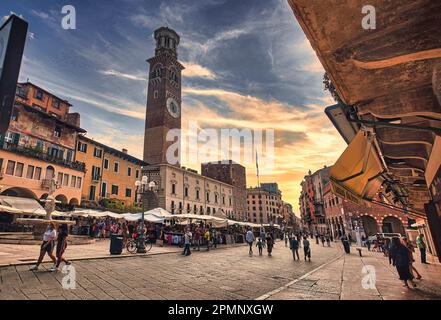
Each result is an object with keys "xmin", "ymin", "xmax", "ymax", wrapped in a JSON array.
[{"xmin": 1, "ymin": 141, "xmax": 86, "ymax": 172}]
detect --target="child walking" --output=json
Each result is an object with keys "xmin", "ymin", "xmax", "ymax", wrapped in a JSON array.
[{"xmin": 256, "ymin": 238, "xmax": 265, "ymax": 256}]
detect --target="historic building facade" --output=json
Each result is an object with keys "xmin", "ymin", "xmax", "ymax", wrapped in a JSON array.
[
  {"xmin": 142, "ymin": 164, "xmax": 234, "ymax": 217},
  {"xmin": 247, "ymin": 186, "xmax": 282, "ymax": 224},
  {"xmin": 299, "ymin": 164, "xmax": 410, "ymax": 239},
  {"xmin": 323, "ymin": 182, "xmax": 408, "ymax": 240},
  {"xmin": 75, "ymin": 136, "xmax": 147, "ymax": 210},
  {"xmin": 0, "ymin": 82, "xmax": 85, "ymax": 207},
  {"xmin": 281, "ymin": 202, "xmax": 299, "ymax": 229},
  {"xmin": 201, "ymin": 160, "xmax": 247, "ymax": 221},
  {"xmin": 299, "ymin": 166, "xmax": 330, "ymax": 234}
]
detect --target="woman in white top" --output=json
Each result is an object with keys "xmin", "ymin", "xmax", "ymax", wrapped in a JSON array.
[{"xmin": 30, "ymin": 222, "xmax": 57, "ymax": 271}]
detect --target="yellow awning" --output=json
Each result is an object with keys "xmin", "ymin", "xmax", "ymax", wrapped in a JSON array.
[{"xmin": 330, "ymin": 130, "xmax": 384, "ymax": 205}]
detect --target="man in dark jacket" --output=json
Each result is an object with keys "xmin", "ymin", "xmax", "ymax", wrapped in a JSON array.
[{"xmin": 290, "ymin": 237, "xmax": 300, "ymax": 260}]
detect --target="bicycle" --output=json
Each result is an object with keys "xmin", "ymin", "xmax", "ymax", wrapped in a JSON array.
[{"xmin": 126, "ymin": 237, "xmax": 153, "ymax": 254}]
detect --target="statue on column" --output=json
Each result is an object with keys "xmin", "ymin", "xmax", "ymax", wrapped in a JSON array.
[{"xmin": 44, "ymin": 174, "xmax": 58, "ymax": 220}]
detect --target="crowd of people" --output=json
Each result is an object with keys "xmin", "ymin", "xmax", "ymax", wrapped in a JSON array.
[{"xmin": 240, "ymin": 230, "xmax": 336, "ymax": 261}]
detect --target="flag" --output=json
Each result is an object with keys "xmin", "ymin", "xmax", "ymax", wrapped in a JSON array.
[{"xmin": 256, "ymin": 150, "xmax": 260, "ymax": 187}]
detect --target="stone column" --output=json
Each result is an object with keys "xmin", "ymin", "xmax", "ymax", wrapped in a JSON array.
[{"xmin": 425, "ymin": 202, "xmax": 441, "ymax": 262}]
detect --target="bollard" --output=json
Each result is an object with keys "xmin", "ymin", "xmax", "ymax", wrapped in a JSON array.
[{"xmin": 357, "ymin": 248, "xmax": 362, "ymax": 257}]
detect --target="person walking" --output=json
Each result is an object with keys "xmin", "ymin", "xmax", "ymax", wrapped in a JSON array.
[
  {"xmin": 389, "ymin": 237, "xmax": 417, "ymax": 288},
  {"xmin": 326, "ymin": 235, "xmax": 331, "ymax": 247},
  {"xmin": 383, "ymin": 238, "xmax": 391, "ymax": 257},
  {"xmin": 204, "ymin": 228, "xmax": 211, "ymax": 251},
  {"xmin": 121, "ymin": 222, "xmax": 128, "ymax": 246},
  {"xmin": 303, "ymin": 236, "xmax": 311, "ymax": 261},
  {"xmin": 256, "ymin": 238, "xmax": 264, "ymax": 256},
  {"xmin": 30, "ymin": 222, "xmax": 57, "ymax": 271},
  {"xmin": 54, "ymin": 224, "xmax": 70, "ymax": 271},
  {"xmin": 315, "ymin": 233, "xmax": 319, "ymax": 245},
  {"xmin": 246, "ymin": 229, "xmax": 255, "ymax": 256},
  {"xmin": 266, "ymin": 233, "xmax": 274, "ymax": 256},
  {"xmin": 366, "ymin": 238, "xmax": 371, "ymax": 251},
  {"xmin": 182, "ymin": 229, "xmax": 192, "ymax": 256},
  {"xmin": 290, "ymin": 236, "xmax": 300, "ymax": 260},
  {"xmin": 320, "ymin": 235, "xmax": 325, "ymax": 247},
  {"xmin": 402, "ymin": 237, "xmax": 422, "ymax": 280},
  {"xmin": 259, "ymin": 228, "xmax": 266, "ymax": 245},
  {"xmin": 193, "ymin": 226, "xmax": 201, "ymax": 251},
  {"xmin": 416, "ymin": 233, "xmax": 428, "ymax": 264},
  {"xmin": 341, "ymin": 235, "xmax": 350, "ymax": 254},
  {"xmin": 212, "ymin": 229, "xmax": 218, "ymax": 249}
]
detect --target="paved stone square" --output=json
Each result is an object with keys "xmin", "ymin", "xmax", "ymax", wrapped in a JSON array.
[
  {"xmin": 1, "ymin": 241, "xmax": 440, "ymax": 300},
  {"xmin": 0, "ymin": 239, "xmax": 181, "ymax": 267}
]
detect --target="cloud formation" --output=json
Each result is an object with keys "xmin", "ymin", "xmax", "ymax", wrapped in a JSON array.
[{"xmin": 1, "ymin": 0, "xmax": 345, "ymax": 212}]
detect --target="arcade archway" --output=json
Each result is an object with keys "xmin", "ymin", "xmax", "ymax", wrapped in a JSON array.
[
  {"xmin": 382, "ymin": 216, "xmax": 405, "ymax": 235},
  {"xmin": 361, "ymin": 215, "xmax": 379, "ymax": 236}
]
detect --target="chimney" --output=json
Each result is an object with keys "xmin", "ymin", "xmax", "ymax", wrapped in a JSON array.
[{"xmin": 122, "ymin": 148, "xmax": 128, "ymax": 154}]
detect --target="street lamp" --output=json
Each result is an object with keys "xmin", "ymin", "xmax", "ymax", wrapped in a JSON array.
[{"xmin": 135, "ymin": 175, "xmax": 149, "ymax": 253}]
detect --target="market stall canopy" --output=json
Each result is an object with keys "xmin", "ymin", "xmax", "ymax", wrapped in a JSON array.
[
  {"xmin": 213, "ymin": 208, "xmax": 227, "ymax": 219},
  {"xmin": 51, "ymin": 210, "xmax": 72, "ymax": 217},
  {"xmin": 0, "ymin": 195, "xmax": 46, "ymax": 216},
  {"xmin": 173, "ymin": 214, "xmax": 228, "ymax": 227},
  {"xmin": 0, "ymin": 204, "xmax": 23, "ymax": 214},
  {"xmin": 71, "ymin": 209, "xmax": 97, "ymax": 217},
  {"xmin": 145, "ymin": 207, "xmax": 173, "ymax": 219},
  {"xmin": 329, "ymin": 130, "xmax": 384, "ymax": 205},
  {"xmin": 227, "ymin": 220, "xmax": 262, "ymax": 228},
  {"xmin": 101, "ymin": 211, "xmax": 125, "ymax": 219},
  {"xmin": 123, "ymin": 213, "xmax": 164, "ymax": 223}
]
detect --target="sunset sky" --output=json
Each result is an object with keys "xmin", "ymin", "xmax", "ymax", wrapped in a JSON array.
[{"xmin": 2, "ymin": 0, "xmax": 347, "ymax": 215}]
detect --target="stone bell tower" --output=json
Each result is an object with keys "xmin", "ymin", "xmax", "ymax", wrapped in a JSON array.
[{"xmin": 143, "ymin": 27, "xmax": 184, "ymax": 166}]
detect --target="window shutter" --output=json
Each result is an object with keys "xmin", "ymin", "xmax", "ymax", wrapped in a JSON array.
[{"xmin": 13, "ymin": 133, "xmax": 20, "ymax": 145}]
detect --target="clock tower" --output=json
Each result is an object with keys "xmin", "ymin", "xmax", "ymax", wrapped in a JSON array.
[{"xmin": 143, "ymin": 27, "xmax": 184, "ymax": 166}]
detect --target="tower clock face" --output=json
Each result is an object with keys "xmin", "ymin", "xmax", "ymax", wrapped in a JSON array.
[{"xmin": 166, "ymin": 97, "xmax": 180, "ymax": 118}]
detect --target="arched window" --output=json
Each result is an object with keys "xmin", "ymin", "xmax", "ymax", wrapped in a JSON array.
[
  {"xmin": 170, "ymin": 69, "xmax": 178, "ymax": 83},
  {"xmin": 151, "ymin": 64, "xmax": 163, "ymax": 78}
]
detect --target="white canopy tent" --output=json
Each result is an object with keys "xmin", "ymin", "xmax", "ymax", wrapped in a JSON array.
[
  {"xmin": 0, "ymin": 204, "xmax": 24, "ymax": 214},
  {"xmin": 0, "ymin": 195, "xmax": 47, "ymax": 216},
  {"xmin": 145, "ymin": 207, "xmax": 173, "ymax": 219},
  {"xmin": 123, "ymin": 213, "xmax": 164, "ymax": 223},
  {"xmin": 100, "ymin": 211, "xmax": 125, "ymax": 219},
  {"xmin": 172, "ymin": 214, "xmax": 228, "ymax": 228}
]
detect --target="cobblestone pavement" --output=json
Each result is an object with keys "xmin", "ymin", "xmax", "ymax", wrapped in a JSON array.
[
  {"xmin": 0, "ymin": 241, "xmax": 341, "ymax": 300},
  {"xmin": 0, "ymin": 239, "xmax": 182, "ymax": 266},
  {"xmin": 263, "ymin": 248, "xmax": 441, "ymax": 300},
  {"xmin": 2, "ymin": 241, "xmax": 440, "ymax": 300}
]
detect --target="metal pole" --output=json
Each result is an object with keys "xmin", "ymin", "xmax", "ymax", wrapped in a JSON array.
[{"xmin": 137, "ymin": 184, "xmax": 146, "ymax": 253}]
